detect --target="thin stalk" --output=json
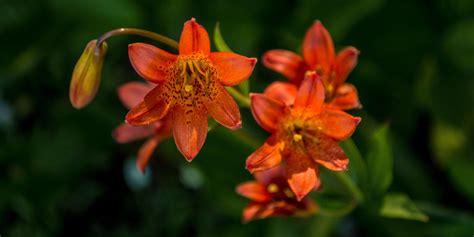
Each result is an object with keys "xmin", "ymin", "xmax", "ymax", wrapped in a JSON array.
[
  {"xmin": 96, "ymin": 28, "xmax": 179, "ymax": 50},
  {"xmin": 226, "ymin": 86, "xmax": 251, "ymax": 107}
]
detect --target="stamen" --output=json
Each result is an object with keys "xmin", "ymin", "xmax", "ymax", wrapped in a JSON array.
[
  {"xmin": 187, "ymin": 61, "xmax": 196, "ymax": 74},
  {"xmin": 184, "ymin": 85, "xmax": 193, "ymax": 92},
  {"xmin": 193, "ymin": 61, "xmax": 207, "ymax": 76},
  {"xmin": 293, "ymin": 134, "xmax": 303, "ymax": 142},
  {"xmin": 267, "ymin": 183, "xmax": 279, "ymax": 193},
  {"xmin": 180, "ymin": 61, "xmax": 187, "ymax": 76},
  {"xmin": 283, "ymin": 188, "xmax": 294, "ymax": 198},
  {"xmin": 315, "ymin": 64, "xmax": 323, "ymax": 75}
]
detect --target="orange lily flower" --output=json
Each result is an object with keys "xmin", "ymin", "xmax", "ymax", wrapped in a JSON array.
[
  {"xmin": 113, "ymin": 82, "xmax": 172, "ymax": 172},
  {"xmin": 247, "ymin": 72, "xmax": 361, "ymax": 201},
  {"xmin": 236, "ymin": 166, "xmax": 317, "ymax": 223},
  {"xmin": 262, "ymin": 20, "xmax": 361, "ymax": 110},
  {"xmin": 126, "ymin": 18, "xmax": 257, "ymax": 161}
]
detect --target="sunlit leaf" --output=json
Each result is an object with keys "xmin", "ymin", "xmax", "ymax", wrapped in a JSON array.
[
  {"xmin": 380, "ymin": 193, "xmax": 429, "ymax": 222},
  {"xmin": 366, "ymin": 124, "xmax": 392, "ymax": 197},
  {"xmin": 340, "ymin": 138, "xmax": 367, "ymax": 191},
  {"xmin": 214, "ymin": 22, "xmax": 233, "ymax": 52}
]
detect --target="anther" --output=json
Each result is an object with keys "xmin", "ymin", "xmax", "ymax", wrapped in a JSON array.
[
  {"xmin": 185, "ymin": 85, "xmax": 193, "ymax": 92},
  {"xmin": 283, "ymin": 188, "xmax": 294, "ymax": 198},
  {"xmin": 267, "ymin": 183, "xmax": 279, "ymax": 193},
  {"xmin": 293, "ymin": 134, "xmax": 303, "ymax": 142}
]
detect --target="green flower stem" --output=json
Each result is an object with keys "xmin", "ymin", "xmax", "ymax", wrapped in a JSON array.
[
  {"xmin": 96, "ymin": 28, "xmax": 179, "ymax": 50},
  {"xmin": 226, "ymin": 86, "xmax": 251, "ymax": 107}
]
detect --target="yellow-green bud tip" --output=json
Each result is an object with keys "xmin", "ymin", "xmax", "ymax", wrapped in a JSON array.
[{"xmin": 69, "ymin": 39, "xmax": 108, "ymax": 109}]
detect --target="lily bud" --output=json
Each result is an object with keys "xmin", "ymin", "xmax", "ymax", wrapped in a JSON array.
[{"xmin": 69, "ymin": 40, "xmax": 108, "ymax": 109}]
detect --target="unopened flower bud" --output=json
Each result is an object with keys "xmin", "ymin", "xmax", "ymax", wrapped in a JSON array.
[{"xmin": 69, "ymin": 40, "xmax": 108, "ymax": 109}]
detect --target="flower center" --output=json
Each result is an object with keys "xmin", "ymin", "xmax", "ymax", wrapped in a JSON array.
[
  {"xmin": 266, "ymin": 182, "xmax": 297, "ymax": 200},
  {"xmin": 164, "ymin": 53, "xmax": 219, "ymax": 110},
  {"xmin": 278, "ymin": 109, "xmax": 323, "ymax": 153}
]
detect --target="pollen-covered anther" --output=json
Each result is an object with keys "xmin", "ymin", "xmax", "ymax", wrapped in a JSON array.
[
  {"xmin": 184, "ymin": 85, "xmax": 193, "ymax": 92},
  {"xmin": 293, "ymin": 134, "xmax": 303, "ymax": 142},
  {"xmin": 267, "ymin": 183, "xmax": 279, "ymax": 193},
  {"xmin": 283, "ymin": 188, "xmax": 294, "ymax": 198}
]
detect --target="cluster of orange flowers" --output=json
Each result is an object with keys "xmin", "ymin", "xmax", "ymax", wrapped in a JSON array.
[{"xmin": 71, "ymin": 18, "xmax": 361, "ymax": 223}]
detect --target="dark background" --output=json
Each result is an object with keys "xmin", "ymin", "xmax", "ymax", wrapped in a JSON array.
[{"xmin": 1, "ymin": 0, "xmax": 474, "ymax": 236}]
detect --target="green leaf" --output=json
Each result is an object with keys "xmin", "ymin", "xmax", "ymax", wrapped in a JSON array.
[
  {"xmin": 340, "ymin": 138, "xmax": 367, "ymax": 191},
  {"xmin": 366, "ymin": 124, "xmax": 393, "ymax": 196},
  {"xmin": 213, "ymin": 22, "xmax": 249, "ymax": 95},
  {"xmin": 213, "ymin": 22, "xmax": 233, "ymax": 52},
  {"xmin": 380, "ymin": 193, "xmax": 429, "ymax": 222},
  {"xmin": 443, "ymin": 20, "xmax": 474, "ymax": 73}
]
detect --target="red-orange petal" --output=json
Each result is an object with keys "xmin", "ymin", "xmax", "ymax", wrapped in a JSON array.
[
  {"xmin": 246, "ymin": 137, "xmax": 282, "ymax": 173},
  {"xmin": 308, "ymin": 136, "xmax": 349, "ymax": 171},
  {"xmin": 321, "ymin": 109, "xmax": 361, "ymax": 140},
  {"xmin": 112, "ymin": 123, "xmax": 155, "ymax": 143},
  {"xmin": 172, "ymin": 105, "xmax": 208, "ymax": 161},
  {"xmin": 327, "ymin": 83, "xmax": 362, "ymax": 110},
  {"xmin": 335, "ymin": 47, "xmax": 359, "ymax": 85},
  {"xmin": 117, "ymin": 82, "xmax": 155, "ymax": 109},
  {"xmin": 294, "ymin": 71, "xmax": 325, "ymax": 113},
  {"xmin": 179, "ymin": 18, "xmax": 210, "ymax": 55},
  {"xmin": 250, "ymin": 93, "xmax": 287, "ymax": 133},
  {"xmin": 125, "ymin": 85, "xmax": 171, "ymax": 126},
  {"xmin": 128, "ymin": 43, "xmax": 176, "ymax": 83},
  {"xmin": 262, "ymin": 49, "xmax": 307, "ymax": 84},
  {"xmin": 254, "ymin": 165, "xmax": 284, "ymax": 185},
  {"xmin": 302, "ymin": 20, "xmax": 335, "ymax": 73},
  {"xmin": 285, "ymin": 152, "xmax": 319, "ymax": 201},
  {"xmin": 136, "ymin": 137, "xmax": 160, "ymax": 173},
  {"xmin": 242, "ymin": 202, "xmax": 265, "ymax": 223},
  {"xmin": 263, "ymin": 82, "xmax": 297, "ymax": 106},
  {"xmin": 205, "ymin": 85, "xmax": 241, "ymax": 129},
  {"xmin": 209, "ymin": 52, "xmax": 257, "ymax": 86},
  {"xmin": 236, "ymin": 181, "xmax": 271, "ymax": 202}
]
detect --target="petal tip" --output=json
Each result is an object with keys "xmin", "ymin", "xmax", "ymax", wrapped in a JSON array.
[
  {"xmin": 354, "ymin": 117, "xmax": 362, "ymax": 125},
  {"xmin": 136, "ymin": 162, "xmax": 146, "ymax": 174}
]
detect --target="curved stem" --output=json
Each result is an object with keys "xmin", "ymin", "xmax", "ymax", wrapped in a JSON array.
[
  {"xmin": 96, "ymin": 28, "xmax": 179, "ymax": 50},
  {"xmin": 226, "ymin": 86, "xmax": 250, "ymax": 107}
]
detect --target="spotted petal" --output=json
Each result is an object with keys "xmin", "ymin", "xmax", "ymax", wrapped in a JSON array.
[
  {"xmin": 335, "ymin": 47, "xmax": 359, "ymax": 85},
  {"xmin": 112, "ymin": 123, "xmax": 155, "ymax": 143},
  {"xmin": 327, "ymin": 83, "xmax": 362, "ymax": 110},
  {"xmin": 294, "ymin": 71, "xmax": 325, "ymax": 113},
  {"xmin": 286, "ymin": 152, "xmax": 320, "ymax": 201},
  {"xmin": 117, "ymin": 82, "xmax": 155, "ymax": 109},
  {"xmin": 210, "ymin": 52, "xmax": 257, "ymax": 86},
  {"xmin": 321, "ymin": 109, "xmax": 361, "ymax": 140},
  {"xmin": 250, "ymin": 93, "xmax": 286, "ymax": 133},
  {"xmin": 262, "ymin": 49, "xmax": 307, "ymax": 84},
  {"xmin": 303, "ymin": 20, "xmax": 335, "ymax": 73},
  {"xmin": 263, "ymin": 82, "xmax": 297, "ymax": 106},
  {"xmin": 126, "ymin": 85, "xmax": 171, "ymax": 126},
  {"xmin": 246, "ymin": 137, "xmax": 282, "ymax": 173},
  {"xmin": 307, "ymin": 136, "xmax": 349, "ymax": 171},
  {"xmin": 128, "ymin": 43, "xmax": 176, "ymax": 83},
  {"xmin": 205, "ymin": 84, "xmax": 241, "ymax": 129},
  {"xmin": 136, "ymin": 137, "xmax": 160, "ymax": 173},
  {"xmin": 236, "ymin": 181, "xmax": 271, "ymax": 202},
  {"xmin": 179, "ymin": 18, "xmax": 210, "ymax": 55},
  {"xmin": 172, "ymin": 105, "xmax": 208, "ymax": 161}
]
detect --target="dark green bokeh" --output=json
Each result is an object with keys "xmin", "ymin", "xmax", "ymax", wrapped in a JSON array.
[{"xmin": 1, "ymin": 0, "xmax": 473, "ymax": 236}]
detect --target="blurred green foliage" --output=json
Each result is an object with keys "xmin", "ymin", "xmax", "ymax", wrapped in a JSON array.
[{"xmin": 1, "ymin": 0, "xmax": 474, "ymax": 236}]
